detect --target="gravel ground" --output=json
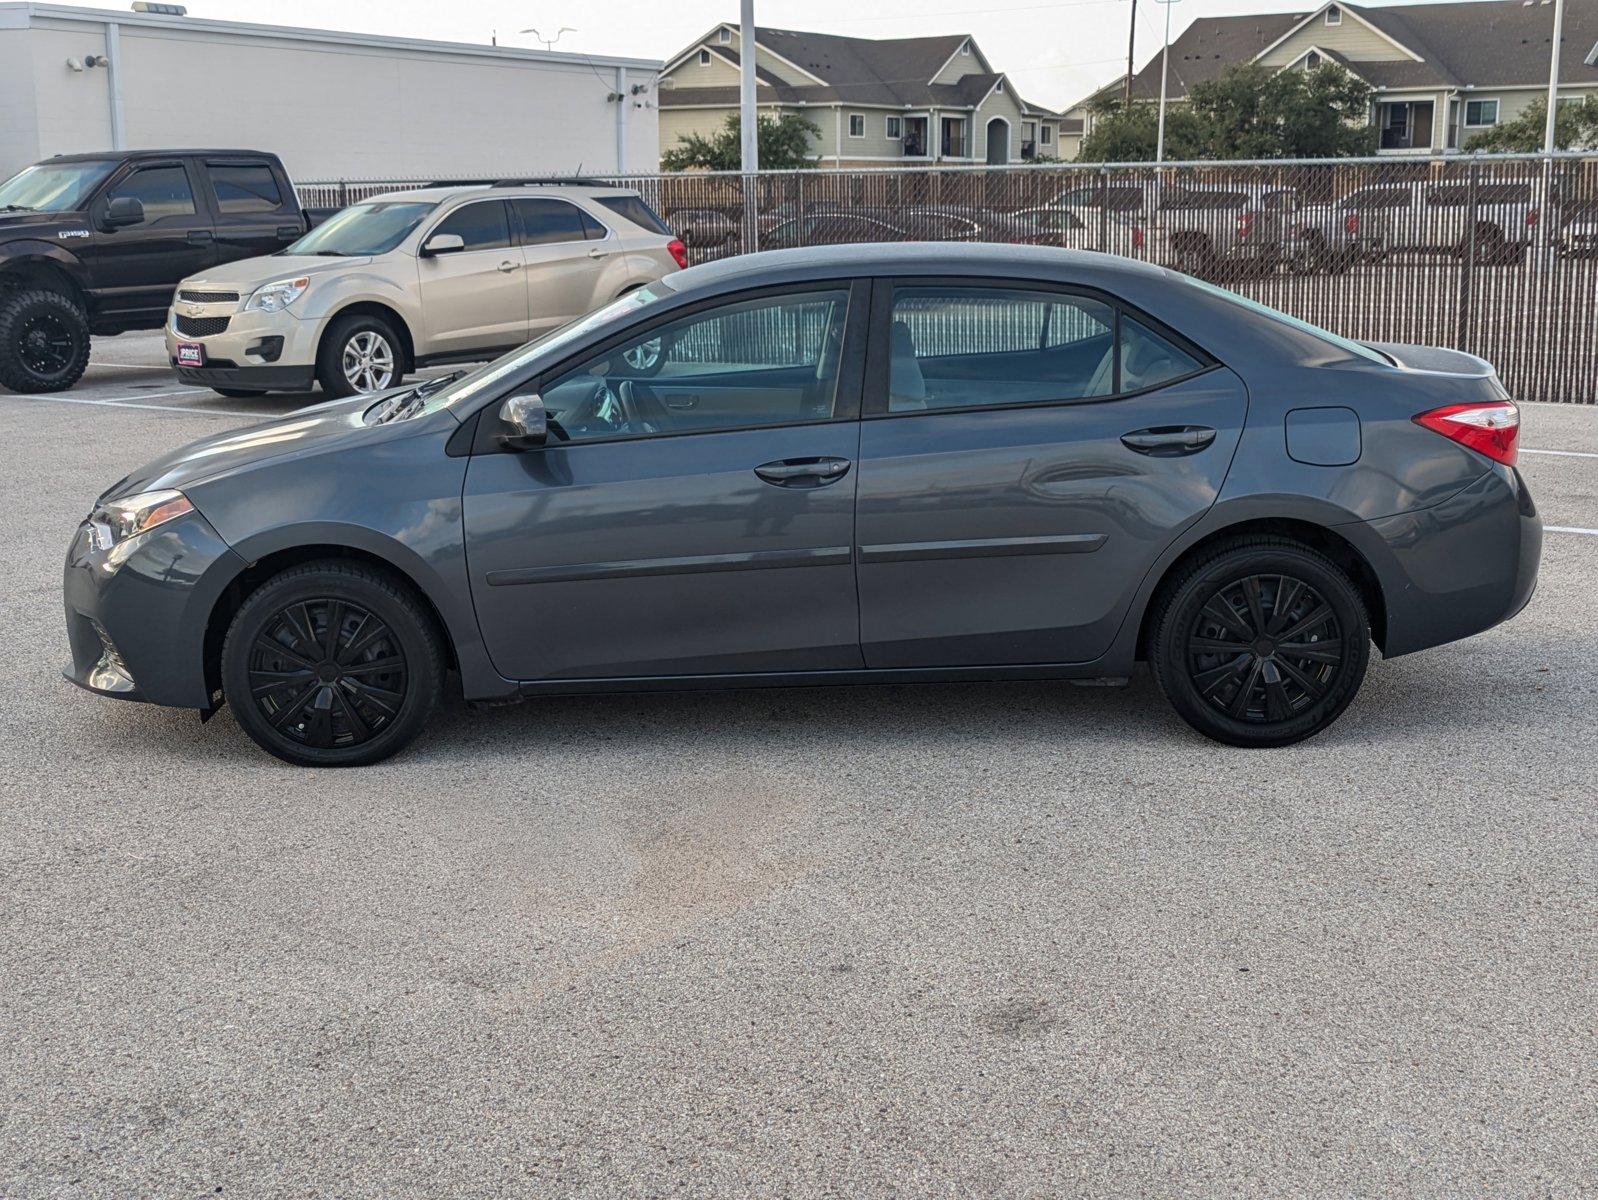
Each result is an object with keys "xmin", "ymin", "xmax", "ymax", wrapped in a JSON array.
[{"xmin": 1, "ymin": 359, "xmax": 1594, "ymax": 1198}]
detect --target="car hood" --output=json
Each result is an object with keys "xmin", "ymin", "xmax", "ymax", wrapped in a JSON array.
[
  {"xmin": 0, "ymin": 210, "xmax": 88, "ymax": 234},
  {"xmin": 182, "ymin": 254, "xmax": 375, "ymax": 289},
  {"xmin": 98, "ymin": 389, "xmax": 410, "ymax": 502}
]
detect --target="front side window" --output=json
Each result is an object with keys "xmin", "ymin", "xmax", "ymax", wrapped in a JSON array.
[
  {"xmin": 209, "ymin": 163, "xmax": 284, "ymax": 213},
  {"xmin": 433, "ymin": 200, "xmax": 511, "ymax": 251},
  {"xmin": 511, "ymin": 198, "xmax": 589, "ymax": 246},
  {"xmin": 285, "ymin": 201, "xmax": 434, "ymax": 256},
  {"xmin": 887, "ymin": 287, "xmax": 1120, "ymax": 413},
  {"xmin": 537, "ymin": 289, "xmax": 851, "ymax": 443},
  {"xmin": 108, "ymin": 165, "xmax": 195, "ymax": 222}
]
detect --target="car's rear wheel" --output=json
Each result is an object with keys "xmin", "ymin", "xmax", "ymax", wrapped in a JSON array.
[
  {"xmin": 220, "ymin": 561, "xmax": 444, "ymax": 766},
  {"xmin": 1150, "ymin": 538, "xmax": 1370, "ymax": 748},
  {"xmin": 0, "ymin": 289, "xmax": 91, "ymax": 394},
  {"xmin": 316, "ymin": 313, "xmax": 404, "ymax": 399}
]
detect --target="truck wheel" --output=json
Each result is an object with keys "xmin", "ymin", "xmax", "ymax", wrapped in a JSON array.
[
  {"xmin": 316, "ymin": 312, "xmax": 404, "ymax": 398},
  {"xmin": 0, "ymin": 289, "xmax": 91, "ymax": 394}
]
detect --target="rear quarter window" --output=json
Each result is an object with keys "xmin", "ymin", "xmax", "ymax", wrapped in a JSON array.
[{"xmin": 595, "ymin": 195, "xmax": 673, "ymax": 236}]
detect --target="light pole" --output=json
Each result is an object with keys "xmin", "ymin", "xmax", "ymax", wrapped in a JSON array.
[
  {"xmin": 1154, "ymin": 0, "xmax": 1179, "ymax": 164},
  {"xmin": 1541, "ymin": 0, "xmax": 1565, "ymax": 155},
  {"xmin": 739, "ymin": 0, "xmax": 759, "ymax": 250},
  {"xmin": 519, "ymin": 26, "xmax": 575, "ymax": 51},
  {"xmin": 1539, "ymin": 0, "xmax": 1565, "ymax": 267}
]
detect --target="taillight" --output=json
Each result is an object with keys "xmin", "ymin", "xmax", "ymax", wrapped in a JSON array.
[
  {"xmin": 1413, "ymin": 399, "xmax": 1520, "ymax": 466},
  {"xmin": 1131, "ymin": 225, "xmax": 1145, "ymax": 250},
  {"xmin": 1237, "ymin": 212, "xmax": 1253, "ymax": 239},
  {"xmin": 1345, "ymin": 212, "xmax": 1359, "ymax": 235},
  {"xmin": 1526, "ymin": 208, "xmax": 1539, "ymax": 227},
  {"xmin": 666, "ymin": 238, "xmax": 688, "ymax": 270}
]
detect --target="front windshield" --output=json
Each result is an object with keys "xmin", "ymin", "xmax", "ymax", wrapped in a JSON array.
[
  {"xmin": 0, "ymin": 160, "xmax": 115, "ymax": 213},
  {"xmin": 417, "ymin": 283, "xmax": 675, "ymax": 416},
  {"xmin": 1180, "ymin": 274, "xmax": 1391, "ymax": 364},
  {"xmin": 284, "ymin": 201, "xmax": 435, "ymax": 257}
]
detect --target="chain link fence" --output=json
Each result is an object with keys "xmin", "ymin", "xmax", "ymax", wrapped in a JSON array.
[{"xmin": 296, "ymin": 154, "xmax": 1598, "ymax": 404}]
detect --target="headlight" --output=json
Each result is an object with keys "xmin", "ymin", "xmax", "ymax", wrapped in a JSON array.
[
  {"xmin": 87, "ymin": 489, "xmax": 194, "ymax": 553},
  {"xmin": 244, "ymin": 276, "xmax": 310, "ymax": 314}
]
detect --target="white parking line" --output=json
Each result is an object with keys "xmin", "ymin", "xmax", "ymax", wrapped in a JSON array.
[
  {"xmin": 1, "ymin": 391, "xmax": 261, "ymax": 418},
  {"xmin": 1523, "ymin": 449, "xmax": 1598, "ymax": 460},
  {"xmin": 1546, "ymin": 526, "xmax": 1598, "ymax": 537}
]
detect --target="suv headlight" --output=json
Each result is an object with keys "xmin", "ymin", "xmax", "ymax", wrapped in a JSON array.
[
  {"xmin": 244, "ymin": 276, "xmax": 310, "ymax": 314},
  {"xmin": 87, "ymin": 489, "xmax": 194, "ymax": 553}
]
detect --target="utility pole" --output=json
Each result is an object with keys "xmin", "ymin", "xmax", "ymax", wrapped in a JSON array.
[
  {"xmin": 1123, "ymin": 0, "xmax": 1137, "ymax": 109},
  {"xmin": 739, "ymin": 0, "xmax": 759, "ymax": 250},
  {"xmin": 1542, "ymin": 0, "xmax": 1565, "ymax": 155},
  {"xmin": 1155, "ymin": 0, "xmax": 1177, "ymax": 163},
  {"xmin": 1536, "ymin": 0, "xmax": 1565, "ymax": 268}
]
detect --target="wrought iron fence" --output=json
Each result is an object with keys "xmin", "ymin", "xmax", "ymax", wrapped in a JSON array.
[{"xmin": 295, "ymin": 154, "xmax": 1598, "ymax": 404}]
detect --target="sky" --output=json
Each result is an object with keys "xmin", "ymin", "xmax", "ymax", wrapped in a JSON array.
[{"xmin": 53, "ymin": 0, "xmax": 1517, "ymax": 112}]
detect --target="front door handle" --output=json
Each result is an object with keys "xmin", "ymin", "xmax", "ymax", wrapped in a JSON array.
[
  {"xmin": 497, "ymin": 260, "xmax": 520, "ymax": 273},
  {"xmin": 588, "ymin": 247, "xmax": 615, "ymax": 258},
  {"xmin": 1120, "ymin": 426, "xmax": 1217, "ymax": 456},
  {"xmin": 186, "ymin": 229, "xmax": 214, "ymax": 245},
  {"xmin": 754, "ymin": 457, "xmax": 852, "ymax": 488}
]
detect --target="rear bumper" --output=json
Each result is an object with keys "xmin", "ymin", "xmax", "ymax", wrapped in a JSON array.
[
  {"xmin": 1353, "ymin": 464, "xmax": 1541, "ymax": 658},
  {"xmin": 63, "ymin": 512, "xmax": 246, "ymax": 709}
]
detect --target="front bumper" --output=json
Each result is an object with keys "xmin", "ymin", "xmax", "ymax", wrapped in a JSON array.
[
  {"xmin": 1356, "ymin": 463, "xmax": 1541, "ymax": 658},
  {"xmin": 63, "ymin": 511, "xmax": 247, "ymax": 709},
  {"xmin": 164, "ymin": 303, "xmax": 321, "ymax": 392}
]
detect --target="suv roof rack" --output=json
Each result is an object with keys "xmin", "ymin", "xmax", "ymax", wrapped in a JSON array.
[{"xmin": 491, "ymin": 177, "xmax": 619, "ymax": 189}]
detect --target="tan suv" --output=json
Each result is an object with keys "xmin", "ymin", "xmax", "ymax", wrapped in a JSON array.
[{"xmin": 165, "ymin": 181, "xmax": 686, "ymax": 398}]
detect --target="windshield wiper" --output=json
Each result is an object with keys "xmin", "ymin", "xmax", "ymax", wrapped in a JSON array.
[
  {"xmin": 309, "ymin": 250, "xmax": 350, "ymax": 257},
  {"xmin": 369, "ymin": 370, "xmax": 467, "ymax": 424},
  {"xmin": 0, "ymin": 204, "xmax": 37, "ymax": 213}
]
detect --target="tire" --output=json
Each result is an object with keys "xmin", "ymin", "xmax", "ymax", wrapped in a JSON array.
[
  {"xmin": 220, "ymin": 560, "xmax": 445, "ymax": 767},
  {"xmin": 315, "ymin": 312, "xmax": 404, "ymax": 399},
  {"xmin": 211, "ymin": 387, "xmax": 268, "ymax": 398},
  {"xmin": 1149, "ymin": 537, "xmax": 1371, "ymax": 748},
  {"xmin": 0, "ymin": 289, "xmax": 91, "ymax": 394}
]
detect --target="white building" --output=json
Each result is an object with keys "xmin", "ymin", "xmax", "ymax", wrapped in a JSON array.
[{"xmin": 0, "ymin": 2, "xmax": 663, "ymax": 183}]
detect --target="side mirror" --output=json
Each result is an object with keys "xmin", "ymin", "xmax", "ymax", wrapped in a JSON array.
[
  {"xmin": 497, "ymin": 394, "xmax": 546, "ymax": 450},
  {"xmin": 104, "ymin": 195, "xmax": 144, "ymax": 229},
  {"xmin": 421, "ymin": 232, "xmax": 465, "ymax": 257}
]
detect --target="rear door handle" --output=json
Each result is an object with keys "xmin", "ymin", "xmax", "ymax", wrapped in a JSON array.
[
  {"xmin": 588, "ymin": 247, "xmax": 615, "ymax": 258},
  {"xmin": 497, "ymin": 260, "xmax": 520, "ymax": 273},
  {"xmin": 277, "ymin": 224, "xmax": 302, "ymax": 239},
  {"xmin": 1120, "ymin": 426, "xmax": 1217, "ymax": 456},
  {"xmin": 754, "ymin": 457, "xmax": 852, "ymax": 487}
]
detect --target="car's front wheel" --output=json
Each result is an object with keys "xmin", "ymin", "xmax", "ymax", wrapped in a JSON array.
[
  {"xmin": 316, "ymin": 313, "xmax": 404, "ymax": 399},
  {"xmin": 220, "ymin": 561, "xmax": 444, "ymax": 766},
  {"xmin": 1149, "ymin": 537, "xmax": 1371, "ymax": 748}
]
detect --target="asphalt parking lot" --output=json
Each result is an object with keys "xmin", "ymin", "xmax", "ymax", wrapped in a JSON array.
[{"xmin": 2, "ymin": 333, "xmax": 1595, "ymax": 1196}]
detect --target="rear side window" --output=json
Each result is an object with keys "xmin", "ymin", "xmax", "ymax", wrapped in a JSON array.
[
  {"xmin": 208, "ymin": 163, "xmax": 284, "ymax": 213},
  {"xmin": 1120, "ymin": 318, "xmax": 1203, "ymax": 393},
  {"xmin": 510, "ymin": 198, "xmax": 589, "ymax": 246},
  {"xmin": 594, "ymin": 194, "xmax": 673, "ymax": 235},
  {"xmin": 433, "ymin": 200, "xmax": 511, "ymax": 251},
  {"xmin": 887, "ymin": 287, "xmax": 1117, "ymax": 413}
]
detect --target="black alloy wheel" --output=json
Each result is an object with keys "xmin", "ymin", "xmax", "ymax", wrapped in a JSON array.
[
  {"xmin": 221, "ymin": 561, "xmax": 444, "ymax": 766},
  {"xmin": 1151, "ymin": 537, "xmax": 1371, "ymax": 747},
  {"xmin": 19, "ymin": 311, "xmax": 76, "ymax": 376},
  {"xmin": 0, "ymin": 289, "xmax": 92, "ymax": 393}
]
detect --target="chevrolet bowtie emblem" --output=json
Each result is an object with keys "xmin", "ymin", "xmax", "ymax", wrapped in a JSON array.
[{"xmin": 184, "ymin": 303, "xmax": 205, "ymax": 316}]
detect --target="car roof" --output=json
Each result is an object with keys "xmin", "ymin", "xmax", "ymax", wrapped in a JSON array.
[
  {"xmin": 47, "ymin": 149, "xmax": 278, "ymax": 162},
  {"xmin": 357, "ymin": 183, "xmax": 641, "ymax": 206},
  {"xmin": 668, "ymin": 242, "xmax": 1166, "ymax": 296}
]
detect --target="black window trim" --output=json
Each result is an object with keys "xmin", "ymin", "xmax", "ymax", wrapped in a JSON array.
[
  {"xmin": 99, "ymin": 157, "xmax": 204, "ymax": 225},
  {"xmin": 421, "ymin": 197, "xmax": 513, "ymax": 254},
  {"xmin": 860, "ymin": 275, "xmax": 1219, "ymax": 420},
  {"xmin": 468, "ymin": 278, "xmax": 873, "ymax": 455}
]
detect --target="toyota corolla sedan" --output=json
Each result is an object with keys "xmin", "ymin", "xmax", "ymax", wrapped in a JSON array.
[{"xmin": 64, "ymin": 244, "xmax": 1540, "ymax": 766}]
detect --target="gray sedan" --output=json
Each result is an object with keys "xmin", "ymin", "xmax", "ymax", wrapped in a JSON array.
[{"xmin": 63, "ymin": 244, "xmax": 1540, "ymax": 765}]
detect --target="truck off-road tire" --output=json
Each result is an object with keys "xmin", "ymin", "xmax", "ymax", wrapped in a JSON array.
[
  {"xmin": 1149, "ymin": 536, "xmax": 1371, "ymax": 749},
  {"xmin": 220, "ymin": 559, "xmax": 446, "ymax": 767},
  {"xmin": 0, "ymin": 289, "xmax": 92, "ymax": 394},
  {"xmin": 315, "ymin": 312, "xmax": 405, "ymax": 399}
]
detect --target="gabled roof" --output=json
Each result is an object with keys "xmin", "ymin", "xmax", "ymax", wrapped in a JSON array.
[
  {"xmin": 1096, "ymin": 0, "xmax": 1598, "ymax": 104},
  {"xmin": 661, "ymin": 25, "xmax": 1064, "ymax": 115}
]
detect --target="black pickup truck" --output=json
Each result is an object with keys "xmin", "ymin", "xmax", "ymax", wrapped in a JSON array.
[{"xmin": 0, "ymin": 149, "xmax": 331, "ymax": 393}]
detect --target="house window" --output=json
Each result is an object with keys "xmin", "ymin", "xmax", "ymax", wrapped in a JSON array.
[
  {"xmin": 1325, "ymin": 5, "xmax": 1341, "ymax": 25},
  {"xmin": 960, "ymin": 41, "xmax": 970, "ymax": 55},
  {"xmin": 1041, "ymin": 125, "xmax": 1053, "ymax": 145},
  {"xmin": 1306, "ymin": 51, "xmax": 1322, "ymax": 68},
  {"xmin": 718, "ymin": 26, "xmax": 731, "ymax": 43},
  {"xmin": 1464, "ymin": 99, "xmax": 1499, "ymax": 127},
  {"xmin": 848, "ymin": 113, "xmax": 865, "ymax": 138},
  {"xmin": 886, "ymin": 115, "xmax": 902, "ymax": 139},
  {"xmin": 996, "ymin": 80, "xmax": 1004, "ymax": 93},
  {"xmin": 697, "ymin": 49, "xmax": 710, "ymax": 65}
]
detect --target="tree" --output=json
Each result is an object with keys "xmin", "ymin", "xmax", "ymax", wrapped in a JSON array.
[
  {"xmin": 1466, "ymin": 96, "xmax": 1598, "ymax": 152},
  {"xmin": 661, "ymin": 113, "xmax": 821, "ymax": 171},
  {"xmin": 1079, "ymin": 63, "xmax": 1375, "ymax": 162}
]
